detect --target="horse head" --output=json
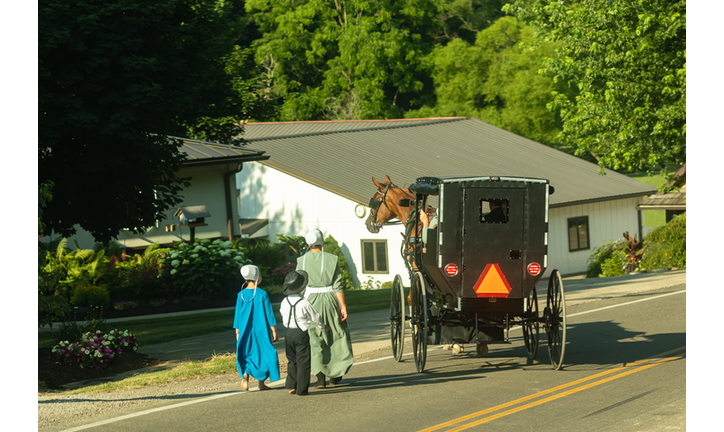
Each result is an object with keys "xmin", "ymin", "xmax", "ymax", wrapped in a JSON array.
[{"xmin": 365, "ymin": 175, "xmax": 416, "ymax": 233}]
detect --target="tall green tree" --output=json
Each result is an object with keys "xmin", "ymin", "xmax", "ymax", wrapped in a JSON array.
[
  {"xmin": 39, "ymin": 0, "xmax": 271, "ymax": 243},
  {"xmin": 408, "ymin": 16, "xmax": 567, "ymax": 147},
  {"xmin": 246, "ymin": 0, "xmax": 445, "ymax": 120},
  {"xmin": 505, "ymin": 0, "xmax": 686, "ymax": 179},
  {"xmin": 438, "ymin": 0, "xmax": 511, "ymax": 43}
]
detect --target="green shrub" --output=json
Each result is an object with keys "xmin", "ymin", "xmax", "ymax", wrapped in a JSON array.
[
  {"xmin": 599, "ymin": 250, "xmax": 626, "ymax": 277},
  {"xmin": 360, "ymin": 275, "xmax": 381, "ymax": 290},
  {"xmin": 71, "ymin": 285, "xmax": 111, "ymax": 308},
  {"xmin": 161, "ymin": 239, "xmax": 251, "ymax": 299},
  {"xmin": 380, "ymin": 281, "xmax": 393, "ymax": 290},
  {"xmin": 586, "ymin": 239, "xmax": 626, "ymax": 278},
  {"xmin": 239, "ymin": 240, "xmax": 288, "ymax": 285},
  {"xmin": 639, "ymin": 213, "xmax": 686, "ymax": 271},
  {"xmin": 104, "ymin": 244, "xmax": 169, "ymax": 301},
  {"xmin": 324, "ymin": 235, "xmax": 354, "ymax": 291}
]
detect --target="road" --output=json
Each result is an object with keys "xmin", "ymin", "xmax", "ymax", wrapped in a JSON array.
[{"xmin": 50, "ymin": 282, "xmax": 687, "ymax": 431}]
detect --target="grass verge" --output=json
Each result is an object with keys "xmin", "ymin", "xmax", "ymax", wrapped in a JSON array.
[
  {"xmin": 40, "ymin": 289, "xmax": 391, "ymax": 394},
  {"xmin": 61, "ymin": 354, "xmax": 239, "ymax": 395}
]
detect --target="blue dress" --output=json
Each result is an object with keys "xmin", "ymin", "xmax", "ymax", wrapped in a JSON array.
[{"xmin": 233, "ymin": 287, "xmax": 280, "ymax": 382}]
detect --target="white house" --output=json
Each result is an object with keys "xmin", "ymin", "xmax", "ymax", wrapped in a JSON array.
[{"xmin": 235, "ymin": 117, "xmax": 657, "ymax": 286}]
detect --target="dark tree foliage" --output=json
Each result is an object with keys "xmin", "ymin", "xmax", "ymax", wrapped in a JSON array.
[{"xmin": 39, "ymin": 0, "xmax": 267, "ymax": 243}]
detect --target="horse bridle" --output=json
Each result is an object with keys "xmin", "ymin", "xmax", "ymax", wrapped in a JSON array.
[{"xmin": 368, "ymin": 183, "xmax": 415, "ymax": 229}]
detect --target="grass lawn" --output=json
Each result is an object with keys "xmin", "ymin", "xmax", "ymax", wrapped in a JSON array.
[
  {"xmin": 627, "ymin": 171, "xmax": 668, "ymax": 228},
  {"xmin": 39, "ymin": 288, "xmax": 392, "ymax": 349}
]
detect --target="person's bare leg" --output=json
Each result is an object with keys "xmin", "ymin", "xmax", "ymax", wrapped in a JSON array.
[
  {"xmin": 258, "ymin": 380, "xmax": 271, "ymax": 391},
  {"xmin": 241, "ymin": 373, "xmax": 249, "ymax": 391}
]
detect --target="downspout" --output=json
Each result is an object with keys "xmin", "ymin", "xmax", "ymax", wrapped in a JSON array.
[{"xmin": 224, "ymin": 163, "xmax": 243, "ymax": 241}]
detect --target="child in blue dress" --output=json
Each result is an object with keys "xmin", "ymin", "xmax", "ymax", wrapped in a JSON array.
[{"xmin": 233, "ymin": 264, "xmax": 280, "ymax": 391}]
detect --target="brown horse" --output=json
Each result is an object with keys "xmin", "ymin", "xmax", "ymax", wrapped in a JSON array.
[
  {"xmin": 365, "ymin": 175, "xmax": 437, "ymax": 306},
  {"xmin": 364, "ymin": 175, "xmax": 418, "ymax": 233}
]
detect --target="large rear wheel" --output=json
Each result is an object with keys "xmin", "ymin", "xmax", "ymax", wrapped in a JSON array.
[
  {"xmin": 411, "ymin": 272, "xmax": 429, "ymax": 373},
  {"xmin": 390, "ymin": 274, "xmax": 405, "ymax": 362},
  {"xmin": 544, "ymin": 270, "xmax": 567, "ymax": 370}
]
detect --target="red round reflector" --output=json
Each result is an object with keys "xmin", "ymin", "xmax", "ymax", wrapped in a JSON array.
[
  {"xmin": 527, "ymin": 262, "xmax": 541, "ymax": 276},
  {"xmin": 444, "ymin": 264, "xmax": 459, "ymax": 276}
]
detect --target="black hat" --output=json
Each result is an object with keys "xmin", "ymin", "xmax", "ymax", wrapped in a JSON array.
[{"xmin": 283, "ymin": 270, "xmax": 308, "ymax": 296}]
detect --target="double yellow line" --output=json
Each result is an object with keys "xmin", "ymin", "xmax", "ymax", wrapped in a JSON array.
[{"xmin": 419, "ymin": 346, "xmax": 686, "ymax": 432}]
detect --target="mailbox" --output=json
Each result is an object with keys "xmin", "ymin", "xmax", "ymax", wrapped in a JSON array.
[{"xmin": 175, "ymin": 206, "xmax": 211, "ymax": 228}]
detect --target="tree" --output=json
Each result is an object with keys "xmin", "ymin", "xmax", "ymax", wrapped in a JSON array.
[
  {"xmin": 438, "ymin": 0, "xmax": 512, "ymax": 43},
  {"xmin": 407, "ymin": 16, "xmax": 567, "ymax": 147},
  {"xmin": 39, "ymin": 0, "xmax": 271, "ymax": 243},
  {"xmin": 246, "ymin": 0, "xmax": 444, "ymax": 120},
  {"xmin": 505, "ymin": 0, "xmax": 686, "ymax": 180}
]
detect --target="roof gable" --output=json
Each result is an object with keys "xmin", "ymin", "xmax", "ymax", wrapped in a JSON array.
[{"xmin": 239, "ymin": 118, "xmax": 655, "ymax": 207}]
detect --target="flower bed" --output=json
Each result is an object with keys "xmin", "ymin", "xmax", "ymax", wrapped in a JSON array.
[{"xmin": 52, "ymin": 329, "xmax": 138, "ymax": 370}]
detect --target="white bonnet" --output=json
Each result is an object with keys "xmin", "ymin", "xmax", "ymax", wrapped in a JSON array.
[
  {"xmin": 305, "ymin": 229, "xmax": 324, "ymax": 247},
  {"xmin": 240, "ymin": 264, "xmax": 260, "ymax": 281}
]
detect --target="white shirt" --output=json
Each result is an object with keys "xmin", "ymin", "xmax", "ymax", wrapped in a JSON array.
[{"xmin": 279, "ymin": 294, "xmax": 325, "ymax": 331}]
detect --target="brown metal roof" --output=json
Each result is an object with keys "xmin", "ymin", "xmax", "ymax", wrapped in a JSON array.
[{"xmin": 239, "ymin": 118, "xmax": 656, "ymax": 207}]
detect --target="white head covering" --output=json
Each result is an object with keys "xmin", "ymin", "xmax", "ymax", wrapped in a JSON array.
[
  {"xmin": 240, "ymin": 264, "xmax": 260, "ymax": 282},
  {"xmin": 305, "ymin": 229, "xmax": 324, "ymax": 247}
]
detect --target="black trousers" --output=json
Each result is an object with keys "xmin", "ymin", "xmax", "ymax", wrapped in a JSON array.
[{"xmin": 285, "ymin": 328, "xmax": 311, "ymax": 395}]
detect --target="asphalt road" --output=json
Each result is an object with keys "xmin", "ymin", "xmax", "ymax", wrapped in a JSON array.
[{"xmin": 50, "ymin": 279, "xmax": 687, "ymax": 432}]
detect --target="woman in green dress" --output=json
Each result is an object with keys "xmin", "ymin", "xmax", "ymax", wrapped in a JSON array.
[{"xmin": 296, "ymin": 229, "xmax": 354, "ymax": 387}]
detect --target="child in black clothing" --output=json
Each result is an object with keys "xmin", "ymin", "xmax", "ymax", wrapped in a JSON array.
[{"xmin": 280, "ymin": 270, "xmax": 326, "ymax": 395}]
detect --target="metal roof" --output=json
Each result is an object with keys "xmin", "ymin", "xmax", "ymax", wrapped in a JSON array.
[
  {"xmin": 239, "ymin": 117, "xmax": 656, "ymax": 207},
  {"xmin": 172, "ymin": 136, "xmax": 269, "ymax": 166},
  {"xmin": 636, "ymin": 191, "xmax": 686, "ymax": 210}
]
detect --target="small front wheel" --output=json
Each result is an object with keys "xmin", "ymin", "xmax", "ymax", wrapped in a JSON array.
[
  {"xmin": 411, "ymin": 272, "xmax": 429, "ymax": 373},
  {"xmin": 522, "ymin": 286, "xmax": 539, "ymax": 360},
  {"xmin": 390, "ymin": 274, "xmax": 405, "ymax": 362}
]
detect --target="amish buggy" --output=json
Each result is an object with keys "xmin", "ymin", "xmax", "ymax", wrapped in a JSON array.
[{"xmin": 365, "ymin": 175, "xmax": 567, "ymax": 373}]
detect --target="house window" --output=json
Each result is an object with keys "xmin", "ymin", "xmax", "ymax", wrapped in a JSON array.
[
  {"xmin": 568, "ymin": 216, "xmax": 590, "ymax": 252},
  {"xmin": 361, "ymin": 239, "xmax": 389, "ymax": 274}
]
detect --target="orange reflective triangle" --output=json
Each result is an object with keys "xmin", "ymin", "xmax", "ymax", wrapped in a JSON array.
[{"xmin": 474, "ymin": 263, "xmax": 512, "ymax": 298}]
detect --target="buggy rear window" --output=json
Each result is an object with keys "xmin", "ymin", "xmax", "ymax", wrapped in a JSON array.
[{"xmin": 479, "ymin": 199, "xmax": 509, "ymax": 223}]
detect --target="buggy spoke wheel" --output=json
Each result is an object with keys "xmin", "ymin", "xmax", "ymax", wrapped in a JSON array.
[
  {"xmin": 522, "ymin": 286, "xmax": 539, "ymax": 360},
  {"xmin": 411, "ymin": 272, "xmax": 428, "ymax": 373},
  {"xmin": 545, "ymin": 270, "xmax": 567, "ymax": 370},
  {"xmin": 390, "ymin": 274, "xmax": 405, "ymax": 362}
]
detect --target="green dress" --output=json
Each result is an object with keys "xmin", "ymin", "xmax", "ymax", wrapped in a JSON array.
[{"xmin": 297, "ymin": 251, "xmax": 354, "ymax": 378}]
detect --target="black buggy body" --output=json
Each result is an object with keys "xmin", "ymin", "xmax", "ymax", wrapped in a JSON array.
[{"xmin": 388, "ymin": 175, "xmax": 567, "ymax": 372}]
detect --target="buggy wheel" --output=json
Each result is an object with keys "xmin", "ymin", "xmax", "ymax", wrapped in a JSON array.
[
  {"xmin": 522, "ymin": 286, "xmax": 539, "ymax": 360},
  {"xmin": 411, "ymin": 272, "xmax": 429, "ymax": 373},
  {"xmin": 544, "ymin": 270, "xmax": 567, "ymax": 370},
  {"xmin": 476, "ymin": 343, "xmax": 489, "ymax": 357},
  {"xmin": 390, "ymin": 274, "xmax": 405, "ymax": 362}
]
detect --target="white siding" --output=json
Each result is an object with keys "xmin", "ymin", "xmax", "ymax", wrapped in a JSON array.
[
  {"xmin": 547, "ymin": 197, "xmax": 643, "ymax": 276},
  {"xmin": 237, "ymin": 162, "xmax": 409, "ymax": 287}
]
